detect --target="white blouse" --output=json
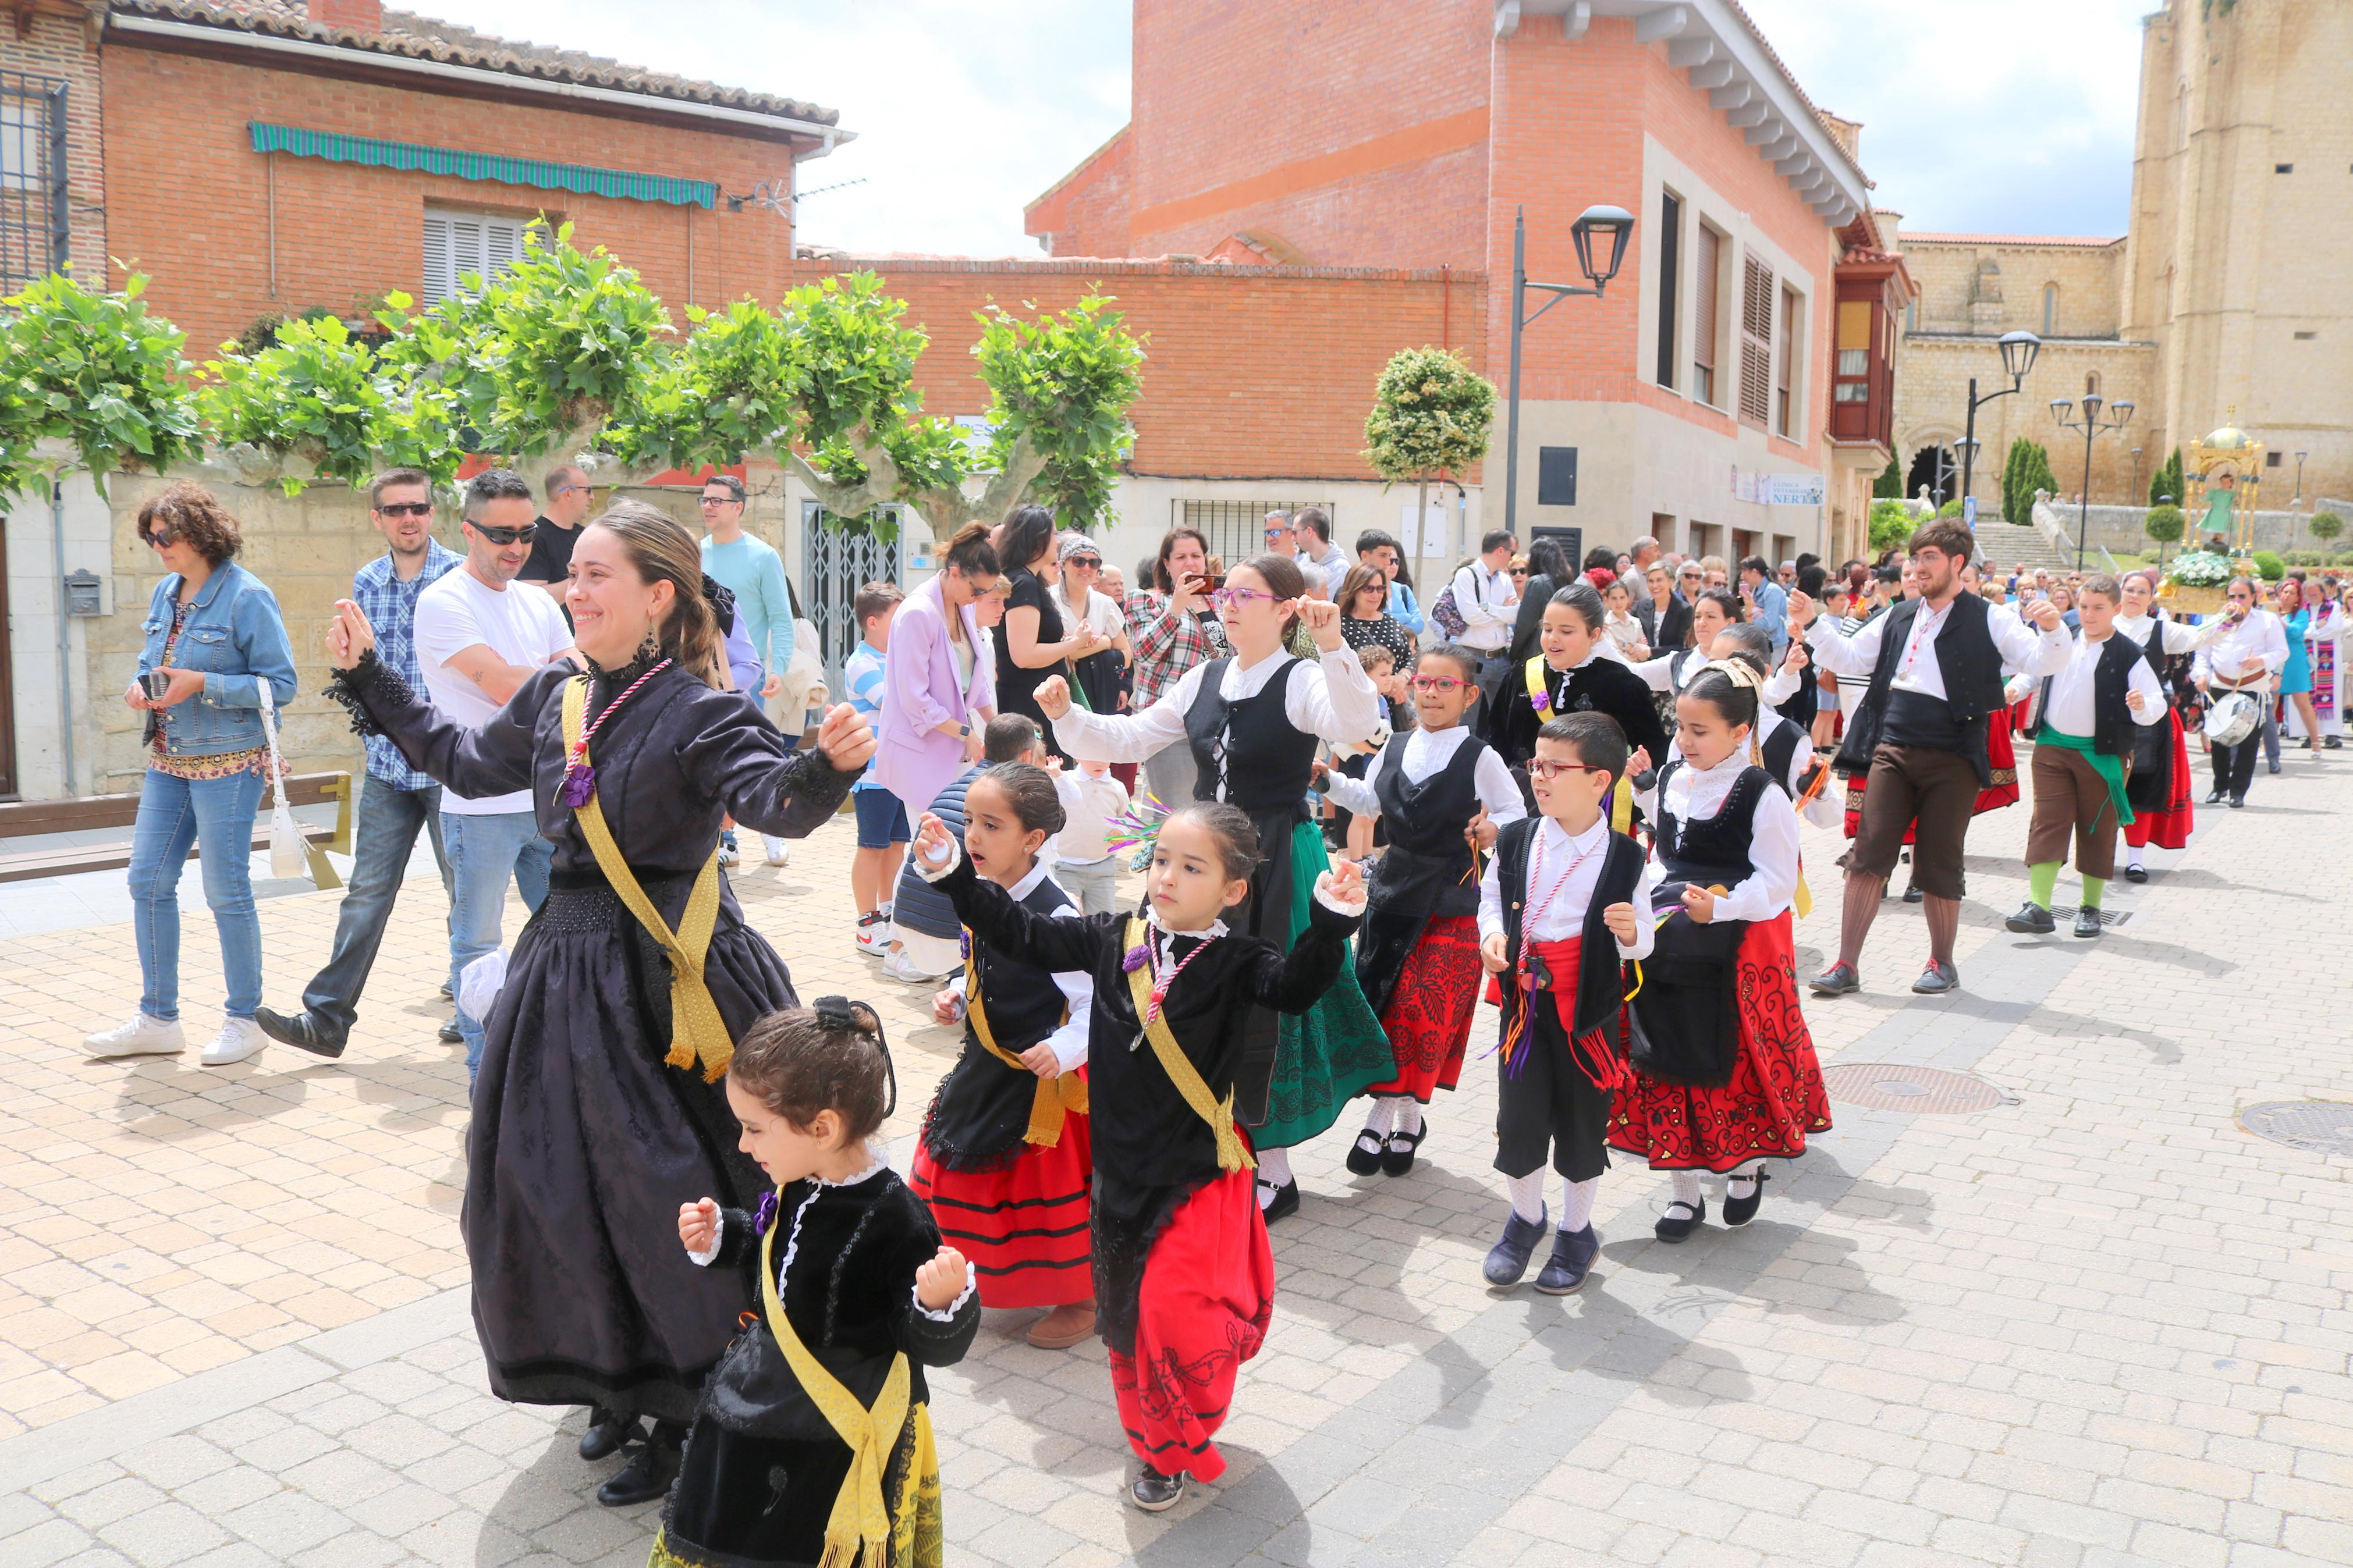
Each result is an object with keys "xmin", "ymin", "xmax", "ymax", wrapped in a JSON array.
[
  {"xmin": 1475, "ymin": 817, "xmax": 1658, "ymax": 957},
  {"xmin": 1049, "ymin": 647, "xmax": 1383, "ymax": 780},
  {"xmin": 1321, "ymin": 724, "xmax": 1525, "ymax": 827},
  {"xmin": 1639, "ymin": 751, "xmax": 1802, "ymax": 923}
]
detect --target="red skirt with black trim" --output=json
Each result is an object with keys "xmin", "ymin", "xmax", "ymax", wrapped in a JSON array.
[
  {"xmin": 1607, "ymin": 913, "xmax": 1831, "ymax": 1172},
  {"xmin": 1364, "ymin": 915, "xmax": 1482, "ymax": 1103},
  {"xmin": 2121, "ymin": 711, "xmax": 2194, "ymax": 851},
  {"xmin": 908, "ymin": 1112, "xmax": 1094, "ymax": 1311},
  {"xmin": 1842, "ymin": 713, "xmax": 2021, "ymax": 842},
  {"xmin": 1107, "ymin": 1166, "xmax": 1272, "ymax": 1483}
]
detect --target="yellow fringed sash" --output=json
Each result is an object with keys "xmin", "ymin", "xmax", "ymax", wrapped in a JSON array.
[
  {"xmin": 960, "ymin": 934, "xmax": 1088, "ymax": 1146},
  {"xmin": 757, "ymin": 1215, "xmax": 939, "ymax": 1568},
  {"xmin": 559, "ymin": 675, "xmax": 733, "ymax": 1082},
  {"xmin": 1122, "ymin": 917, "xmax": 1255, "ymax": 1173},
  {"xmin": 1524, "ymin": 655, "xmax": 1636, "ymax": 834}
]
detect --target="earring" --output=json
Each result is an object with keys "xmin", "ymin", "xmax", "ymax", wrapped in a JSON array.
[{"xmin": 638, "ymin": 624, "xmax": 662, "ymax": 662}]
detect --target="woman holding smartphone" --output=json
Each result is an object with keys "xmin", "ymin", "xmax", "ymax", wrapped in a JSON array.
[{"xmin": 87, "ymin": 483, "xmax": 298, "ymax": 1069}]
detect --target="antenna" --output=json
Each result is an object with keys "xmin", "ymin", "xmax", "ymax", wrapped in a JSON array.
[{"xmin": 723, "ymin": 175, "xmax": 868, "ymax": 215}]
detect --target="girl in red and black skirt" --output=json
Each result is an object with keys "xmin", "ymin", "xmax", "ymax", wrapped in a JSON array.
[
  {"xmin": 1319, "ymin": 643, "xmax": 1525, "ymax": 1176},
  {"xmin": 2114, "ymin": 572, "xmax": 2226, "ymax": 879},
  {"xmin": 908, "ymin": 763, "xmax": 1099, "ymax": 1351},
  {"xmin": 1617, "ymin": 662, "xmax": 1832, "ymax": 1241}
]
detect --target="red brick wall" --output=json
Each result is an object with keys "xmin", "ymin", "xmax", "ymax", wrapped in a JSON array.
[
  {"xmin": 788, "ymin": 257, "xmax": 1488, "ymax": 482},
  {"xmin": 1, "ymin": 12, "xmax": 108, "ymax": 286},
  {"xmin": 98, "ymin": 40, "xmax": 799, "ymax": 358},
  {"xmin": 1025, "ymin": 127, "xmax": 1131, "ymax": 258},
  {"xmin": 1125, "ymin": 0, "xmax": 1491, "ymax": 267}
]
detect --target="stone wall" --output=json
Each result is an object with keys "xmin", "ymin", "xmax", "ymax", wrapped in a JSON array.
[{"xmin": 2038, "ymin": 499, "xmax": 2351, "ymax": 557}]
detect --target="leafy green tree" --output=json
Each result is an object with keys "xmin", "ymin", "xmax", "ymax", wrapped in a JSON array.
[
  {"xmin": 1363, "ymin": 346, "xmax": 1498, "ymax": 538},
  {"xmin": 2149, "ymin": 446, "xmax": 2184, "ymax": 507},
  {"xmin": 2308, "ymin": 511, "xmax": 2341, "ymax": 554},
  {"xmin": 0, "ymin": 272, "xmax": 201, "ymax": 502},
  {"xmin": 2000, "ymin": 436, "xmax": 2032, "ymax": 527},
  {"xmin": 1869, "ymin": 497, "xmax": 1915, "ymax": 552},
  {"xmin": 1872, "ymin": 454, "xmax": 1902, "ymax": 499}
]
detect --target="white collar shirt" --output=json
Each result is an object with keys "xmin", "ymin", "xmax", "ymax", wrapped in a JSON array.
[
  {"xmin": 2042, "ymin": 632, "xmax": 2165, "ymax": 737},
  {"xmin": 1806, "ymin": 593, "xmax": 2071, "ymax": 695},
  {"xmin": 1477, "ymin": 816, "xmax": 1656, "ymax": 958}
]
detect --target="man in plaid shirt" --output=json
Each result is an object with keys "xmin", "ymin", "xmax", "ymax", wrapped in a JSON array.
[{"xmin": 255, "ymin": 470, "xmax": 462, "ymax": 1059}]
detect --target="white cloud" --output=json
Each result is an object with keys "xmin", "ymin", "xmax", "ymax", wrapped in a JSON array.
[
  {"xmin": 1738, "ymin": 0, "xmax": 2152, "ymax": 236},
  {"xmin": 410, "ymin": 0, "xmax": 1131, "ymax": 255}
]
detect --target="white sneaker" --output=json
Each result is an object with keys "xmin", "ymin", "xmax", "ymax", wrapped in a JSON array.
[
  {"xmin": 200, "ymin": 1016, "xmax": 268, "ymax": 1067},
  {"xmin": 717, "ymin": 840, "xmax": 741, "ymax": 867},
  {"xmin": 856, "ymin": 910, "xmax": 892, "ymax": 956},
  {"xmin": 84, "ymin": 1014, "xmax": 186, "ymax": 1058},
  {"xmin": 880, "ymin": 948, "xmax": 938, "ymax": 984},
  {"xmin": 763, "ymin": 837, "xmax": 792, "ymax": 867}
]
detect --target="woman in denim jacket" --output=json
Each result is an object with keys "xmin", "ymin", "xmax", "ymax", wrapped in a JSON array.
[{"xmin": 87, "ymin": 482, "xmax": 298, "ymax": 1068}]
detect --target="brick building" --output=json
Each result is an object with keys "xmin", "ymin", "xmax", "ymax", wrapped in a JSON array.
[{"xmin": 1028, "ymin": 0, "xmax": 1912, "ymax": 571}]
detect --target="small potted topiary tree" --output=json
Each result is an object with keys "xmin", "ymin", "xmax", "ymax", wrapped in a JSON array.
[
  {"xmin": 2143, "ymin": 503, "xmax": 2184, "ymax": 572},
  {"xmin": 2309, "ymin": 511, "xmax": 2343, "ymax": 560}
]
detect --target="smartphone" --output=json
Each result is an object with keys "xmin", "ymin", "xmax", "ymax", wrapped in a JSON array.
[
  {"xmin": 1190, "ymin": 573, "xmax": 1224, "ymax": 592},
  {"xmin": 142, "ymin": 669, "xmax": 173, "ymax": 702}
]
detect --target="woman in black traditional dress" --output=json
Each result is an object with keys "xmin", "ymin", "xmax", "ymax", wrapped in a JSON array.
[{"xmin": 322, "ymin": 501, "xmax": 874, "ymax": 1507}]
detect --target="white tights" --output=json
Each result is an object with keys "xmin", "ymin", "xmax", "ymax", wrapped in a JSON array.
[
  {"xmin": 1668, "ymin": 1159, "xmax": 1765, "ymax": 1210},
  {"xmin": 1256, "ymin": 1146, "xmax": 1293, "ymax": 1204},
  {"xmin": 1506, "ymin": 1171, "xmax": 1599, "ymax": 1233},
  {"xmin": 1359, "ymin": 1095, "xmax": 1424, "ymax": 1139}
]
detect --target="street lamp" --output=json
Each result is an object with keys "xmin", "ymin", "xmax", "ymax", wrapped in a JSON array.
[
  {"xmin": 2130, "ymin": 447, "xmax": 2145, "ymax": 509},
  {"xmin": 2295, "ymin": 450, "xmax": 2308, "ymax": 505},
  {"xmin": 2050, "ymin": 393, "xmax": 2134, "ymax": 572},
  {"xmin": 1959, "ymin": 329, "xmax": 2042, "ymax": 506},
  {"xmin": 1503, "ymin": 204, "xmax": 1634, "ymax": 539}
]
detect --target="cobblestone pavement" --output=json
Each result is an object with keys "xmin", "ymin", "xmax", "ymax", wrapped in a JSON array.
[{"xmin": 2, "ymin": 752, "xmax": 2350, "ymax": 1567}]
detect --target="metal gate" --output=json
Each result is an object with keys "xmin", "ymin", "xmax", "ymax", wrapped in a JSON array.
[
  {"xmin": 1, "ymin": 70, "xmax": 69, "ymax": 292},
  {"xmin": 800, "ymin": 502, "xmax": 903, "ymax": 697}
]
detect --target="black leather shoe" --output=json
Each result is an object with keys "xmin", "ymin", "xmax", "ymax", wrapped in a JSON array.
[
  {"xmin": 1534, "ymin": 1225, "xmax": 1600, "ymax": 1295},
  {"xmin": 1723, "ymin": 1170, "xmax": 1768, "ymax": 1228},
  {"xmin": 1380, "ymin": 1123, "xmax": 1426, "ymax": 1177},
  {"xmin": 439, "ymin": 982, "xmax": 454, "ymax": 1000},
  {"xmin": 254, "ymin": 1007, "xmax": 347, "ymax": 1059},
  {"xmin": 579, "ymin": 1406, "xmax": 641, "ymax": 1462},
  {"xmin": 1811, "ymin": 963, "xmax": 1861, "ymax": 997},
  {"xmin": 2206, "ymin": 789, "xmax": 2227, "ymax": 805},
  {"xmin": 2124, "ymin": 865, "xmax": 2148, "ymax": 883},
  {"xmin": 438, "ymin": 1020, "xmax": 463, "ymax": 1044},
  {"xmin": 1130, "ymin": 1466, "xmax": 1186, "ymax": 1512},
  {"xmin": 2073, "ymin": 908, "xmax": 2103, "ymax": 938},
  {"xmin": 2004, "ymin": 902, "xmax": 2057, "ymax": 935},
  {"xmin": 1344, "ymin": 1131, "xmax": 1386, "ymax": 1176},
  {"xmin": 596, "ymin": 1424, "xmax": 681, "ymax": 1507},
  {"xmin": 2327, "ymin": 737, "xmax": 2343, "ymax": 750},
  {"xmin": 1901, "ymin": 883, "xmax": 1925, "ymax": 904},
  {"xmin": 1258, "ymin": 1178, "xmax": 1300, "ymax": 1224},
  {"xmin": 2267, "ymin": 762, "xmax": 2281, "ymax": 776},
  {"xmin": 1482, "ymin": 1207, "xmax": 1548, "ymax": 1288},
  {"xmin": 1912, "ymin": 961, "xmax": 1960, "ymax": 995},
  {"xmin": 1655, "ymin": 1197, "xmax": 1705, "ymax": 1243},
  {"xmin": 2229, "ymin": 795, "xmax": 2246, "ymax": 809}
]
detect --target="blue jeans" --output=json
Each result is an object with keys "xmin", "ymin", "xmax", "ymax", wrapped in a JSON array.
[
  {"xmin": 443, "ymin": 810, "xmax": 552, "ymax": 1078},
  {"xmin": 299, "ymin": 775, "xmax": 453, "ymax": 1035},
  {"xmin": 127, "ymin": 767, "xmax": 267, "ymax": 1021}
]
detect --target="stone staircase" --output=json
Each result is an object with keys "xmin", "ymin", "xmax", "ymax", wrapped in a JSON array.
[{"xmin": 1976, "ymin": 521, "xmax": 2083, "ymax": 576}]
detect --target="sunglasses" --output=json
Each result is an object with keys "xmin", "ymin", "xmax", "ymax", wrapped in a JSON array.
[
  {"xmin": 1510, "ymin": 567, "xmax": 1529, "ymax": 577},
  {"xmin": 144, "ymin": 528, "xmax": 177, "ymax": 549},
  {"xmin": 1066, "ymin": 557, "xmax": 1101, "ymax": 570},
  {"xmin": 470, "ymin": 522, "xmax": 538, "ymax": 546},
  {"xmin": 1211, "ymin": 586, "xmax": 1279, "ymax": 609},
  {"xmin": 375, "ymin": 502, "xmax": 434, "ymax": 519},
  {"xmin": 1526, "ymin": 759, "xmax": 1612, "ymax": 781},
  {"xmin": 1408, "ymin": 674, "xmax": 1467, "ymax": 693}
]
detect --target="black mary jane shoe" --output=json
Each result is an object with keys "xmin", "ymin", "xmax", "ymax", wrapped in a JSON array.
[
  {"xmin": 2229, "ymin": 795, "xmax": 2247, "ymax": 809},
  {"xmin": 1655, "ymin": 1197, "xmax": 1706, "ymax": 1243},
  {"xmin": 2004, "ymin": 902, "xmax": 2056, "ymax": 935},
  {"xmin": 1482, "ymin": 1206, "xmax": 1548, "ymax": 1288},
  {"xmin": 1722, "ymin": 1171, "xmax": 1768, "ymax": 1228},
  {"xmin": 2124, "ymin": 865, "xmax": 2148, "ymax": 883},
  {"xmin": 1534, "ymin": 1225, "xmax": 1600, "ymax": 1295},
  {"xmin": 1380, "ymin": 1123, "xmax": 1426, "ymax": 1177},
  {"xmin": 578, "ymin": 1406, "xmax": 642, "ymax": 1463},
  {"xmin": 1344, "ymin": 1130, "xmax": 1386, "ymax": 1176},
  {"xmin": 2073, "ymin": 908, "xmax": 2104, "ymax": 938},
  {"xmin": 596, "ymin": 1423, "xmax": 682, "ymax": 1507},
  {"xmin": 2205, "ymin": 789, "xmax": 2228, "ymax": 805},
  {"xmin": 1258, "ymin": 1178, "xmax": 1300, "ymax": 1224},
  {"xmin": 1131, "ymin": 1466, "xmax": 1187, "ymax": 1512},
  {"xmin": 254, "ymin": 1007, "xmax": 347, "ymax": 1059}
]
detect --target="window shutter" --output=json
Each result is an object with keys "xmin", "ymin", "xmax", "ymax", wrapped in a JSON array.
[
  {"xmin": 1739, "ymin": 255, "xmax": 1773, "ymax": 428},
  {"xmin": 1692, "ymin": 225, "xmax": 1720, "ymax": 403},
  {"xmin": 423, "ymin": 208, "xmax": 534, "ymax": 304},
  {"xmin": 1776, "ymin": 284, "xmax": 1797, "ymax": 438},
  {"xmin": 421, "ymin": 213, "xmax": 453, "ymax": 305}
]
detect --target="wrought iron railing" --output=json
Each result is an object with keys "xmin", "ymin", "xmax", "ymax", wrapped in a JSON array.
[{"xmin": 0, "ymin": 70, "xmax": 68, "ymax": 293}]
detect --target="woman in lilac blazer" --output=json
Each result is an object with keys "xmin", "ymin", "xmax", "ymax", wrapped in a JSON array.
[{"xmin": 876, "ymin": 521, "xmax": 1003, "ymax": 817}]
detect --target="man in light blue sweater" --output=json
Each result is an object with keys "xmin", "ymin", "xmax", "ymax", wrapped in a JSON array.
[{"xmin": 698, "ymin": 472, "xmax": 800, "ymax": 865}]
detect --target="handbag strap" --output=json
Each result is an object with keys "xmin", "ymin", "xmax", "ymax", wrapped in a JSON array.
[{"xmin": 254, "ymin": 686, "xmax": 291, "ymax": 809}]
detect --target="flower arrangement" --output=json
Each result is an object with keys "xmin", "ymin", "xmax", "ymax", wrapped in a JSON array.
[{"xmin": 2165, "ymin": 549, "xmax": 2233, "ymax": 588}]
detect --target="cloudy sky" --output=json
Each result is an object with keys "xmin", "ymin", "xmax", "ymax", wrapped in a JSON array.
[{"xmin": 422, "ymin": 0, "xmax": 2150, "ymax": 254}]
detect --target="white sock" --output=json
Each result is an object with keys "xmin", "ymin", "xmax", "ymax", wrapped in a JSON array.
[
  {"xmin": 1360, "ymin": 1099, "xmax": 1394, "ymax": 1139},
  {"xmin": 1506, "ymin": 1171, "xmax": 1546, "ymax": 1224},
  {"xmin": 2127, "ymin": 843, "xmax": 2145, "ymax": 869},
  {"xmin": 1256, "ymin": 1146, "xmax": 1293, "ymax": 1200},
  {"xmin": 1393, "ymin": 1099, "xmax": 1423, "ymax": 1139},
  {"xmin": 1725, "ymin": 1158, "xmax": 1764, "ymax": 1199},
  {"xmin": 1557, "ymin": 1176, "xmax": 1599, "ymax": 1234},
  {"xmin": 1669, "ymin": 1171, "xmax": 1703, "ymax": 1210}
]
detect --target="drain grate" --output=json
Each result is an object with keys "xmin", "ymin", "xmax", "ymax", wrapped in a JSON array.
[
  {"xmin": 1822, "ymin": 1064, "xmax": 2009, "ymax": 1114},
  {"xmin": 2052, "ymin": 907, "xmax": 2132, "ymax": 927},
  {"xmin": 2238, "ymin": 1101, "xmax": 2353, "ymax": 1157}
]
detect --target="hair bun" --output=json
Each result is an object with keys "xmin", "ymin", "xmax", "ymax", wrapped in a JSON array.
[{"xmin": 812, "ymin": 995, "xmax": 856, "ymax": 1032}]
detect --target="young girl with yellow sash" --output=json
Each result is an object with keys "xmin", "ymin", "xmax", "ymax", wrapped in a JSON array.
[
  {"xmin": 662, "ymin": 999, "xmax": 978, "ymax": 1568},
  {"xmin": 906, "ymin": 762, "xmax": 1100, "ymax": 1350},
  {"xmin": 910, "ymin": 802, "xmax": 1366, "ymax": 1513}
]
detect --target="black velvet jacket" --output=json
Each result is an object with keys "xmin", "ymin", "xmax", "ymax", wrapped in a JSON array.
[{"xmin": 1485, "ymin": 652, "xmax": 1672, "ymax": 770}]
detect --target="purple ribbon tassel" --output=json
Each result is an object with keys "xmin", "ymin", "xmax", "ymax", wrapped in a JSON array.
[
  {"xmin": 559, "ymin": 763, "xmax": 596, "ymax": 809},
  {"xmin": 753, "ymin": 1190, "xmax": 779, "ymax": 1237}
]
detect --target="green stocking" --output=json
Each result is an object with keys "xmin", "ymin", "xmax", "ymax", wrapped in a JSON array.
[
  {"xmin": 2080, "ymin": 874, "xmax": 2106, "ymax": 911},
  {"xmin": 2028, "ymin": 861, "xmax": 2060, "ymax": 910}
]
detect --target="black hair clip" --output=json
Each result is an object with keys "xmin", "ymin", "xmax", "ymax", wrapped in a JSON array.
[{"xmin": 812, "ymin": 994, "xmax": 897, "ymax": 1120}]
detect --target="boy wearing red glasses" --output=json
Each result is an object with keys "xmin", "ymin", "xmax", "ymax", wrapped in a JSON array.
[
  {"xmin": 1319, "ymin": 644, "xmax": 1524, "ymax": 1180},
  {"xmin": 1474, "ymin": 711, "xmax": 1653, "ymax": 1295}
]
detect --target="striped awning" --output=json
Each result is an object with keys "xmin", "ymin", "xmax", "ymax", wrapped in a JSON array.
[{"xmin": 247, "ymin": 123, "xmax": 716, "ymax": 208}]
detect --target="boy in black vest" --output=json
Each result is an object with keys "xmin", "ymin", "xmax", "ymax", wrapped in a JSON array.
[
  {"xmin": 2007, "ymin": 575, "xmax": 2166, "ymax": 938},
  {"xmin": 1476, "ymin": 712, "xmax": 1655, "ymax": 1296},
  {"xmin": 1793, "ymin": 520, "xmax": 2071, "ymax": 996}
]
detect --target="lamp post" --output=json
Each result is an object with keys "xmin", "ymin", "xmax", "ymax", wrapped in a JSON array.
[
  {"xmin": 2130, "ymin": 447, "xmax": 2145, "ymax": 509},
  {"xmin": 1959, "ymin": 329, "xmax": 2042, "ymax": 504},
  {"xmin": 2294, "ymin": 450, "xmax": 2308, "ymax": 506},
  {"xmin": 1503, "ymin": 203, "xmax": 1633, "ymax": 539},
  {"xmin": 2050, "ymin": 392, "xmax": 2134, "ymax": 573},
  {"xmin": 1954, "ymin": 437, "xmax": 1980, "ymax": 508}
]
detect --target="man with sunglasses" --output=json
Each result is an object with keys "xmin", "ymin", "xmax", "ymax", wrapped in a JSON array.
[
  {"xmin": 413, "ymin": 468, "xmax": 575, "ymax": 1076},
  {"xmin": 516, "ymin": 464, "xmax": 593, "ymax": 606},
  {"xmin": 255, "ymin": 470, "xmax": 463, "ymax": 1059}
]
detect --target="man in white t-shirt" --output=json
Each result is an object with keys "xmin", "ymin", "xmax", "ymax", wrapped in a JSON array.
[
  {"xmin": 413, "ymin": 467, "xmax": 575, "ymax": 1079},
  {"xmin": 1451, "ymin": 529, "xmax": 1521, "ymax": 706}
]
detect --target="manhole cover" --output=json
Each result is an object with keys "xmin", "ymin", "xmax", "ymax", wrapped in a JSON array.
[
  {"xmin": 2238, "ymin": 1101, "xmax": 2353, "ymax": 1157},
  {"xmin": 1822, "ymin": 1064, "xmax": 2008, "ymax": 1113}
]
